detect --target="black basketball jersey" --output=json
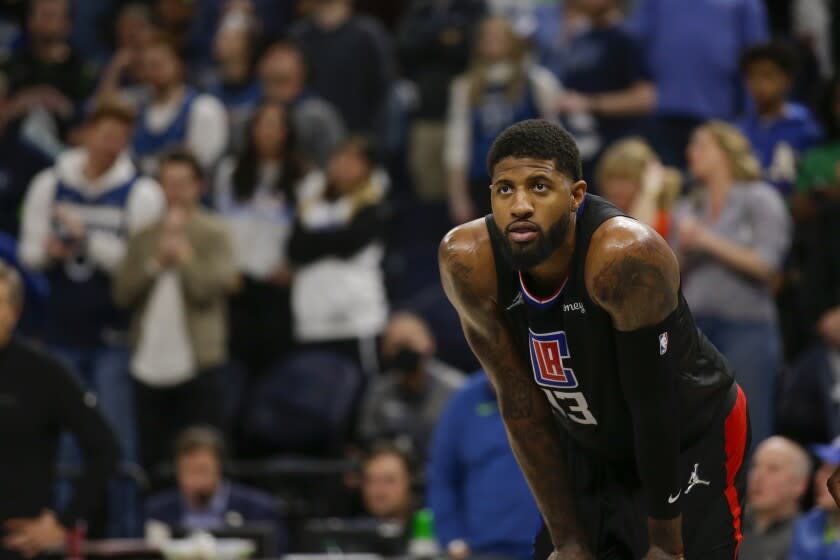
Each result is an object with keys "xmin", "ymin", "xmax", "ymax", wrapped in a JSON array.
[{"xmin": 486, "ymin": 194, "xmax": 735, "ymax": 464}]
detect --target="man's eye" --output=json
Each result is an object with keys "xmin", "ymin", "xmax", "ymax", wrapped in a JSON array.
[
  {"xmin": 534, "ymin": 183, "xmax": 548, "ymax": 192},
  {"xmin": 497, "ymin": 184, "xmax": 512, "ymax": 194}
]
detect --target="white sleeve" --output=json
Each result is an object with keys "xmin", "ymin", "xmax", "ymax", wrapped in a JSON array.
[
  {"xmin": 531, "ymin": 66, "xmax": 562, "ymax": 122},
  {"xmin": 187, "ymin": 95, "xmax": 229, "ymax": 170},
  {"xmin": 86, "ymin": 177, "xmax": 165, "ymax": 272},
  {"xmin": 18, "ymin": 169, "xmax": 58, "ymax": 271},
  {"xmin": 443, "ymin": 76, "xmax": 471, "ymax": 170}
]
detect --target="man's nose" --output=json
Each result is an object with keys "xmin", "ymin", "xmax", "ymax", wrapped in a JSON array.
[{"xmin": 510, "ymin": 189, "xmax": 534, "ymax": 218}]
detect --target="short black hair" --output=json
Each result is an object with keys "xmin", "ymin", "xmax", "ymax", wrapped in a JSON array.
[
  {"xmin": 160, "ymin": 147, "xmax": 204, "ymax": 182},
  {"xmin": 739, "ymin": 41, "xmax": 797, "ymax": 77},
  {"xmin": 487, "ymin": 119, "xmax": 582, "ymax": 181},
  {"xmin": 174, "ymin": 426, "xmax": 227, "ymax": 464}
]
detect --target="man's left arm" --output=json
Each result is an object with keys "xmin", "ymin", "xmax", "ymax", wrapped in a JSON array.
[{"xmin": 586, "ymin": 218, "xmax": 684, "ymax": 559}]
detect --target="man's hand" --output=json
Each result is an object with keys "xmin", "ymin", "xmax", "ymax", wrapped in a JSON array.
[
  {"xmin": 548, "ymin": 542, "xmax": 596, "ymax": 560},
  {"xmin": 828, "ymin": 464, "xmax": 840, "ymax": 508},
  {"xmin": 3, "ymin": 510, "xmax": 67, "ymax": 558}
]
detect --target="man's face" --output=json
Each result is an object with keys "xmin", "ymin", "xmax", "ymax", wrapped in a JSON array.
[
  {"xmin": 362, "ymin": 455, "xmax": 411, "ymax": 521},
  {"xmin": 490, "ymin": 157, "xmax": 585, "ymax": 270},
  {"xmin": 745, "ymin": 60, "xmax": 790, "ymax": 111},
  {"xmin": 161, "ymin": 162, "xmax": 201, "ymax": 209},
  {"xmin": 747, "ymin": 442, "xmax": 805, "ymax": 515},
  {"xmin": 0, "ymin": 281, "xmax": 20, "ymax": 345},
  {"xmin": 29, "ymin": 0, "xmax": 70, "ymax": 44},
  {"xmin": 176, "ymin": 449, "xmax": 222, "ymax": 510},
  {"xmin": 142, "ymin": 45, "xmax": 182, "ymax": 91},
  {"xmin": 85, "ymin": 118, "xmax": 131, "ymax": 170},
  {"xmin": 259, "ymin": 49, "xmax": 303, "ymax": 104}
]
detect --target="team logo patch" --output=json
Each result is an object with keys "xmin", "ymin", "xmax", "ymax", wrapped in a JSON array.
[
  {"xmin": 659, "ymin": 331, "xmax": 669, "ymax": 355},
  {"xmin": 529, "ymin": 330, "xmax": 578, "ymax": 388}
]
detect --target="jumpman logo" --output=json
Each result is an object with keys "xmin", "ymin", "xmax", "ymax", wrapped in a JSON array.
[{"xmin": 685, "ymin": 463, "xmax": 710, "ymax": 494}]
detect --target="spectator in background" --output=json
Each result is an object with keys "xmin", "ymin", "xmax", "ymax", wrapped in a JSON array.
[
  {"xmin": 289, "ymin": 0, "xmax": 392, "ymax": 135},
  {"xmin": 737, "ymin": 42, "xmax": 822, "ymax": 196},
  {"xmin": 0, "ymin": 261, "xmax": 119, "ymax": 560},
  {"xmin": 428, "ymin": 371, "xmax": 539, "ymax": 560},
  {"xmin": 671, "ymin": 121, "xmax": 791, "ymax": 446},
  {"xmin": 258, "ymin": 42, "xmax": 345, "ymax": 167},
  {"xmin": 788, "ymin": 438, "xmax": 840, "ymax": 559},
  {"xmin": 596, "ymin": 137, "xmax": 680, "ymax": 239},
  {"xmin": 214, "ymin": 101, "xmax": 312, "ymax": 377},
  {"xmin": 152, "ymin": 0, "xmax": 220, "ymax": 80},
  {"xmin": 444, "ymin": 15, "xmax": 560, "ymax": 223},
  {"xmin": 629, "ymin": 0, "xmax": 768, "ymax": 168},
  {"xmin": 113, "ymin": 149, "xmax": 236, "ymax": 473},
  {"xmin": 145, "ymin": 427, "xmax": 286, "ymax": 553},
  {"xmin": 359, "ymin": 311, "xmax": 464, "ymax": 462},
  {"xmin": 556, "ymin": 0, "xmax": 655, "ymax": 184},
  {"xmin": 741, "ymin": 436, "xmax": 811, "ymax": 560},
  {"xmin": 0, "ymin": 0, "xmax": 97, "ymax": 153},
  {"xmin": 131, "ymin": 34, "xmax": 228, "ymax": 176},
  {"xmin": 396, "ymin": 0, "xmax": 485, "ymax": 201},
  {"xmin": 360, "ymin": 444, "xmax": 415, "ymax": 525},
  {"xmin": 288, "ymin": 137, "xmax": 389, "ymax": 375},
  {"xmin": 205, "ymin": 7, "xmax": 261, "ymax": 153},
  {"xmin": 18, "ymin": 102, "xmax": 164, "ymax": 460}
]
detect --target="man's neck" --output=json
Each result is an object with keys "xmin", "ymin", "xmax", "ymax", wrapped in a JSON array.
[
  {"xmin": 84, "ymin": 156, "xmax": 116, "ymax": 182},
  {"xmin": 525, "ymin": 229, "xmax": 576, "ymax": 295},
  {"xmin": 32, "ymin": 38, "xmax": 69, "ymax": 63},
  {"xmin": 753, "ymin": 506, "xmax": 797, "ymax": 533},
  {"xmin": 154, "ymin": 83, "xmax": 186, "ymax": 104},
  {"xmin": 221, "ymin": 60, "xmax": 250, "ymax": 86},
  {"xmin": 758, "ymin": 100, "xmax": 786, "ymax": 121}
]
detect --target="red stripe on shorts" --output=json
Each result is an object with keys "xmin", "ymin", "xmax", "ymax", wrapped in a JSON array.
[{"xmin": 723, "ymin": 385, "xmax": 748, "ymax": 558}]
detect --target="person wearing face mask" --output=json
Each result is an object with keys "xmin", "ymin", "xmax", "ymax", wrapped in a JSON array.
[{"xmin": 358, "ymin": 312, "xmax": 465, "ymax": 463}]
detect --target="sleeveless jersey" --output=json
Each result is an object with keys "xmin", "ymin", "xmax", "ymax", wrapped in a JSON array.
[{"xmin": 486, "ymin": 194, "xmax": 735, "ymax": 463}]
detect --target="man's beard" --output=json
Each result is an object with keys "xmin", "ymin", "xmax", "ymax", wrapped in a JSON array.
[{"xmin": 494, "ymin": 212, "xmax": 571, "ymax": 271}]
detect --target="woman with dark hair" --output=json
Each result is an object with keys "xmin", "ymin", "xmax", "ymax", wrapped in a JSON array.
[{"xmin": 215, "ymin": 101, "xmax": 314, "ymax": 376}]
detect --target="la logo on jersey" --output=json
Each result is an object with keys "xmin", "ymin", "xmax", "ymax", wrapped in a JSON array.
[{"xmin": 529, "ymin": 330, "xmax": 579, "ymax": 388}]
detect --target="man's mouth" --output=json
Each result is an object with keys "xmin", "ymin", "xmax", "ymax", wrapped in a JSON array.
[{"xmin": 507, "ymin": 221, "xmax": 538, "ymax": 243}]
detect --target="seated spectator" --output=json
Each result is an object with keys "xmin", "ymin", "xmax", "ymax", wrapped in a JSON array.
[
  {"xmin": 741, "ymin": 436, "xmax": 811, "ymax": 560},
  {"xmin": 359, "ymin": 311, "xmax": 465, "ymax": 462},
  {"xmin": 215, "ymin": 101, "xmax": 312, "ymax": 376},
  {"xmin": 428, "ymin": 371, "xmax": 539, "ymax": 560},
  {"xmin": 556, "ymin": 0, "xmax": 655, "ymax": 183},
  {"xmin": 0, "ymin": 261, "xmax": 119, "ymax": 560},
  {"xmin": 360, "ymin": 443, "xmax": 415, "ymax": 526},
  {"xmin": 596, "ymin": 137, "xmax": 680, "ymax": 238},
  {"xmin": 151, "ymin": 0, "xmax": 219, "ymax": 79},
  {"xmin": 258, "ymin": 41, "xmax": 345, "ymax": 167},
  {"xmin": 737, "ymin": 42, "xmax": 822, "ymax": 195},
  {"xmin": 130, "ymin": 33, "xmax": 228, "ymax": 176},
  {"xmin": 145, "ymin": 427, "xmax": 286, "ymax": 554},
  {"xmin": 288, "ymin": 137, "xmax": 390, "ymax": 374},
  {"xmin": 788, "ymin": 437, "xmax": 840, "ymax": 559},
  {"xmin": 18, "ymin": 101, "xmax": 164, "ymax": 459},
  {"xmin": 671, "ymin": 121, "xmax": 791, "ymax": 446},
  {"xmin": 113, "ymin": 149, "xmax": 236, "ymax": 473},
  {"xmin": 0, "ymin": 0, "xmax": 97, "ymax": 153},
  {"xmin": 444, "ymin": 15, "xmax": 560, "ymax": 223}
]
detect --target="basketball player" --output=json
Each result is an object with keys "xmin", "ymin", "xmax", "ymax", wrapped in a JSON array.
[{"xmin": 439, "ymin": 120, "xmax": 750, "ymax": 560}]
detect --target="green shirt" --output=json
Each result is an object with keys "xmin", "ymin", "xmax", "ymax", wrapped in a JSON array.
[{"xmin": 796, "ymin": 142, "xmax": 840, "ymax": 194}]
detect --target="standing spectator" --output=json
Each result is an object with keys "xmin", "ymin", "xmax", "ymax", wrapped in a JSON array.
[
  {"xmin": 0, "ymin": 261, "xmax": 119, "ymax": 560},
  {"xmin": 628, "ymin": 0, "xmax": 768, "ymax": 168},
  {"xmin": 741, "ymin": 436, "xmax": 811, "ymax": 560},
  {"xmin": 788, "ymin": 438, "xmax": 840, "ymax": 559},
  {"xmin": 18, "ymin": 102, "xmax": 164, "ymax": 459},
  {"xmin": 113, "ymin": 149, "xmax": 236, "ymax": 473},
  {"xmin": 258, "ymin": 42, "xmax": 345, "ymax": 167},
  {"xmin": 428, "ymin": 371, "xmax": 540, "ymax": 560},
  {"xmin": 396, "ymin": 0, "xmax": 485, "ymax": 201},
  {"xmin": 288, "ymin": 137, "xmax": 390, "ymax": 375},
  {"xmin": 289, "ymin": 0, "xmax": 392, "ymax": 135},
  {"xmin": 360, "ymin": 444, "xmax": 415, "ymax": 525},
  {"xmin": 444, "ymin": 15, "xmax": 560, "ymax": 223},
  {"xmin": 214, "ymin": 101, "xmax": 311, "ymax": 376},
  {"xmin": 0, "ymin": 0, "xmax": 96, "ymax": 151},
  {"xmin": 737, "ymin": 42, "xmax": 823, "ymax": 196},
  {"xmin": 596, "ymin": 137, "xmax": 681, "ymax": 238},
  {"xmin": 671, "ymin": 121, "xmax": 791, "ymax": 446},
  {"xmin": 131, "ymin": 34, "xmax": 228, "ymax": 176},
  {"xmin": 557, "ymin": 0, "xmax": 655, "ymax": 184},
  {"xmin": 145, "ymin": 427, "xmax": 287, "ymax": 554},
  {"xmin": 359, "ymin": 312, "xmax": 464, "ymax": 462}
]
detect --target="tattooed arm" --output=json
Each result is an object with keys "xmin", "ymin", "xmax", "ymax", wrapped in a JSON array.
[
  {"xmin": 439, "ymin": 221, "xmax": 593, "ymax": 560},
  {"xmin": 586, "ymin": 218, "xmax": 685, "ymax": 559}
]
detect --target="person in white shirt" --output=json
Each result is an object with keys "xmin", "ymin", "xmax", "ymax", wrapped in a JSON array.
[
  {"xmin": 131, "ymin": 33, "xmax": 228, "ymax": 176},
  {"xmin": 18, "ymin": 101, "xmax": 164, "ymax": 460}
]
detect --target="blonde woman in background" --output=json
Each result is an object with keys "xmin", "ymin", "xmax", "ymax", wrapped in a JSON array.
[
  {"xmin": 596, "ymin": 137, "xmax": 680, "ymax": 238},
  {"xmin": 444, "ymin": 15, "xmax": 560, "ymax": 224},
  {"xmin": 671, "ymin": 121, "xmax": 792, "ymax": 447}
]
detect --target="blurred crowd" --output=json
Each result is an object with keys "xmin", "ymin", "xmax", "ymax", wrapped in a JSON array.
[{"xmin": 1, "ymin": 0, "xmax": 840, "ymax": 558}]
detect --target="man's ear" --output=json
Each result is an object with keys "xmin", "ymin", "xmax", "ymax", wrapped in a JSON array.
[{"xmin": 571, "ymin": 179, "xmax": 588, "ymax": 212}]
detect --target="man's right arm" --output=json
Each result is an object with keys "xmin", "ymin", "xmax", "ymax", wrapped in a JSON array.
[{"xmin": 438, "ymin": 225, "xmax": 591, "ymax": 559}]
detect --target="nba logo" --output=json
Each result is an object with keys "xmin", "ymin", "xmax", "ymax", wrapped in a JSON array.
[
  {"xmin": 529, "ymin": 330, "xmax": 578, "ymax": 388},
  {"xmin": 659, "ymin": 331, "xmax": 669, "ymax": 355}
]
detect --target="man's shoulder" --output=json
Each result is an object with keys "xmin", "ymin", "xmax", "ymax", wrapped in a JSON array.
[
  {"xmin": 144, "ymin": 489, "xmax": 182, "ymax": 520},
  {"xmin": 439, "ymin": 219, "xmax": 494, "ymax": 280},
  {"xmin": 6, "ymin": 337, "xmax": 67, "ymax": 375},
  {"xmin": 228, "ymin": 483, "xmax": 281, "ymax": 517}
]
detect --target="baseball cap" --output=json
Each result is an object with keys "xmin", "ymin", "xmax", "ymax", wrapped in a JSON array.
[{"xmin": 812, "ymin": 436, "xmax": 840, "ymax": 467}]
